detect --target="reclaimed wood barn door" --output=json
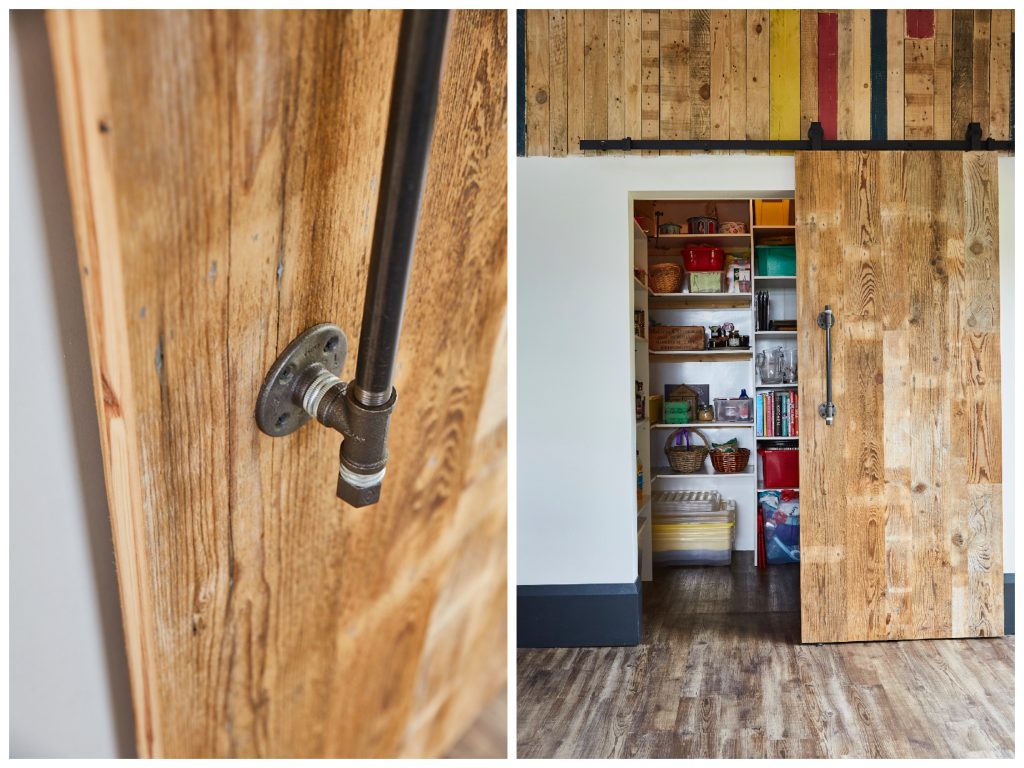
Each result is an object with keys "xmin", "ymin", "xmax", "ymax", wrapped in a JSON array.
[
  {"xmin": 48, "ymin": 10, "xmax": 507, "ymax": 758},
  {"xmin": 796, "ymin": 151, "xmax": 1002, "ymax": 643}
]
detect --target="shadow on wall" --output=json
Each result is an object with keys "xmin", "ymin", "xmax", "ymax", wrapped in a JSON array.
[{"xmin": 11, "ymin": 10, "xmax": 135, "ymax": 757}]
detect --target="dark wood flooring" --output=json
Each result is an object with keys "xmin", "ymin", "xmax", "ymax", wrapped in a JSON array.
[{"xmin": 517, "ymin": 554, "xmax": 1014, "ymax": 758}]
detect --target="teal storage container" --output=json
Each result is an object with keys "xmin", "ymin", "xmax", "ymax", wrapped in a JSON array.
[{"xmin": 755, "ymin": 245, "xmax": 796, "ymax": 276}]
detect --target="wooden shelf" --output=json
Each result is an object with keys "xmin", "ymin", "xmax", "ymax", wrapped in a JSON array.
[
  {"xmin": 634, "ymin": 276, "xmax": 648, "ymax": 291},
  {"xmin": 753, "ymin": 275, "xmax": 796, "ymax": 283},
  {"xmin": 651, "ymin": 422, "xmax": 753, "ymax": 429},
  {"xmin": 634, "ymin": 334, "xmax": 647, "ymax": 343},
  {"xmin": 756, "ymin": 382, "xmax": 799, "ymax": 389},
  {"xmin": 756, "ymin": 435, "xmax": 798, "ymax": 441},
  {"xmin": 758, "ymin": 486, "xmax": 799, "ymax": 492},
  {"xmin": 755, "ymin": 330, "xmax": 796, "ymax": 337},
  {"xmin": 649, "ymin": 292, "xmax": 752, "ymax": 309},
  {"xmin": 652, "ymin": 465, "xmax": 756, "ymax": 480},
  {"xmin": 648, "ymin": 233, "xmax": 752, "ymax": 249},
  {"xmin": 650, "ymin": 349, "xmax": 752, "ymax": 361},
  {"xmin": 638, "ymin": 494, "xmax": 652, "ymax": 516}
]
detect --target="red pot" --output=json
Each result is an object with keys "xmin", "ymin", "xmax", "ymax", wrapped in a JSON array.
[{"xmin": 682, "ymin": 245, "xmax": 725, "ymax": 272}]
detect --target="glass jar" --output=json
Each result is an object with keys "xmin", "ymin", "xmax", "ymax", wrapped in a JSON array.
[{"xmin": 697, "ymin": 403, "xmax": 715, "ymax": 422}]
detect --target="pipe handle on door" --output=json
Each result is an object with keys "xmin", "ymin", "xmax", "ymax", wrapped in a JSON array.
[{"xmin": 817, "ymin": 305, "xmax": 836, "ymax": 426}]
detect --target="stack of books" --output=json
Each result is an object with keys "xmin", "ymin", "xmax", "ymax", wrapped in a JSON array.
[{"xmin": 756, "ymin": 389, "xmax": 798, "ymax": 437}]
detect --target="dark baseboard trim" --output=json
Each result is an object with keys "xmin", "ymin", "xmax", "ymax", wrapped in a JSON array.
[
  {"xmin": 518, "ymin": 579, "xmax": 642, "ymax": 648},
  {"xmin": 1006, "ymin": 573, "xmax": 1014, "ymax": 635}
]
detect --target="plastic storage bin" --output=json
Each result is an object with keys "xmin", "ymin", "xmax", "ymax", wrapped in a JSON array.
[
  {"xmin": 688, "ymin": 271, "xmax": 725, "ymax": 293},
  {"xmin": 755, "ymin": 245, "xmax": 796, "ymax": 276},
  {"xmin": 653, "ymin": 498, "xmax": 736, "ymax": 566},
  {"xmin": 754, "ymin": 199, "xmax": 792, "ymax": 226},
  {"xmin": 714, "ymin": 397, "xmax": 753, "ymax": 421},
  {"xmin": 758, "ymin": 446, "xmax": 799, "ymax": 487},
  {"xmin": 759, "ymin": 489, "xmax": 800, "ymax": 563}
]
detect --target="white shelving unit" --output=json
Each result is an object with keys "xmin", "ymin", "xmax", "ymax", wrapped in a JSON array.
[
  {"xmin": 632, "ymin": 193, "xmax": 796, "ymax": 571},
  {"xmin": 631, "ymin": 220, "xmax": 653, "ymax": 582}
]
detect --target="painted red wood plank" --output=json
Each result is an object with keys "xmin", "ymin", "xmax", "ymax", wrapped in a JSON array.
[
  {"xmin": 817, "ymin": 12, "xmax": 839, "ymax": 140},
  {"xmin": 907, "ymin": 10, "xmax": 935, "ymax": 39}
]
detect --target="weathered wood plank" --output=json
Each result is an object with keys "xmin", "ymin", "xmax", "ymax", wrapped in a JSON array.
[
  {"xmin": 49, "ymin": 9, "xmax": 508, "ymax": 757},
  {"xmin": 728, "ymin": 10, "xmax": 747, "ymax": 141},
  {"xmin": 607, "ymin": 9, "xmax": 625, "ymax": 155},
  {"xmin": 887, "ymin": 10, "xmax": 906, "ymax": 139},
  {"xmin": 641, "ymin": 10, "xmax": 660, "ymax": 154},
  {"xmin": 818, "ymin": 12, "xmax": 839, "ymax": 140},
  {"xmin": 710, "ymin": 10, "xmax": 730, "ymax": 142},
  {"xmin": 989, "ymin": 10, "xmax": 1012, "ymax": 140},
  {"xmin": 526, "ymin": 9, "xmax": 550, "ymax": 156},
  {"xmin": 689, "ymin": 10, "xmax": 711, "ymax": 140},
  {"xmin": 623, "ymin": 10, "xmax": 643, "ymax": 145},
  {"xmin": 660, "ymin": 9, "xmax": 690, "ymax": 149},
  {"xmin": 800, "ymin": 10, "xmax": 818, "ymax": 139},
  {"xmin": 548, "ymin": 10, "xmax": 568, "ymax": 157},
  {"xmin": 972, "ymin": 10, "xmax": 992, "ymax": 135},
  {"xmin": 851, "ymin": 10, "xmax": 872, "ymax": 139},
  {"xmin": 746, "ymin": 10, "xmax": 770, "ymax": 139},
  {"xmin": 951, "ymin": 10, "xmax": 975, "ymax": 140},
  {"xmin": 583, "ymin": 10, "xmax": 609, "ymax": 154},
  {"xmin": 933, "ymin": 10, "xmax": 953, "ymax": 140},
  {"xmin": 836, "ymin": 10, "xmax": 854, "ymax": 139},
  {"xmin": 566, "ymin": 10, "xmax": 585, "ymax": 155},
  {"xmin": 904, "ymin": 37, "xmax": 935, "ymax": 138}
]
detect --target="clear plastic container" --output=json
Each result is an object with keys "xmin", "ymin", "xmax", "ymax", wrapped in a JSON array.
[{"xmin": 714, "ymin": 397, "xmax": 753, "ymax": 421}]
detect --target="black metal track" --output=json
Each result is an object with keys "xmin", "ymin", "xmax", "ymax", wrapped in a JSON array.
[{"xmin": 580, "ymin": 122, "xmax": 1013, "ymax": 153}]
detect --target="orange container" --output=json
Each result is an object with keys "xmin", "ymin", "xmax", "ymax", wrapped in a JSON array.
[{"xmin": 754, "ymin": 199, "xmax": 792, "ymax": 226}]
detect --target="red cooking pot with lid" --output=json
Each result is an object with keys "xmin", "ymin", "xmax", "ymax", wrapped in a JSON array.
[{"xmin": 682, "ymin": 244, "xmax": 725, "ymax": 271}]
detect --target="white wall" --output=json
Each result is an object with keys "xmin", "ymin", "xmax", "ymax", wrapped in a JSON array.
[
  {"xmin": 517, "ymin": 154, "xmax": 1015, "ymax": 586},
  {"xmin": 10, "ymin": 11, "xmax": 135, "ymax": 757}
]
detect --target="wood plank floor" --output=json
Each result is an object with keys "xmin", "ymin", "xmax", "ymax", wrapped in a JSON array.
[{"xmin": 517, "ymin": 554, "xmax": 1014, "ymax": 758}]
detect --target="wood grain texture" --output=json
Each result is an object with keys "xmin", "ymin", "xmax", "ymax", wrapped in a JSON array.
[
  {"xmin": 746, "ymin": 10, "xmax": 770, "ymax": 140},
  {"xmin": 583, "ymin": 9, "xmax": 609, "ymax": 154},
  {"xmin": 989, "ymin": 10, "xmax": 1012, "ymax": 139},
  {"xmin": 49, "ymin": 9, "xmax": 507, "ymax": 758},
  {"xmin": 796, "ymin": 151, "xmax": 1002, "ymax": 644},
  {"xmin": 548, "ymin": 10, "xmax": 568, "ymax": 156},
  {"xmin": 526, "ymin": 9, "xmax": 551, "ymax": 156},
  {"xmin": 933, "ymin": 10, "xmax": 953, "ymax": 140},
  {"xmin": 887, "ymin": 9, "xmax": 906, "ymax": 140},
  {"xmin": 769, "ymin": 9, "xmax": 800, "ymax": 142},
  {"xmin": 518, "ymin": 557, "xmax": 1014, "ymax": 758},
  {"xmin": 800, "ymin": 10, "xmax": 818, "ymax": 138},
  {"xmin": 521, "ymin": 9, "xmax": 1012, "ymax": 155}
]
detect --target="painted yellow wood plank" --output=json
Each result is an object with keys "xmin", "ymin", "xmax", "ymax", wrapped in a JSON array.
[
  {"xmin": 800, "ymin": 9, "xmax": 818, "ymax": 139},
  {"xmin": 607, "ymin": 9, "xmax": 625, "ymax": 155},
  {"xmin": 548, "ymin": 11, "xmax": 568, "ymax": 157},
  {"xmin": 728, "ymin": 10, "xmax": 747, "ymax": 141},
  {"xmin": 641, "ymin": 10, "xmax": 660, "ymax": 154},
  {"xmin": 989, "ymin": 9, "xmax": 1012, "ymax": 140},
  {"xmin": 851, "ymin": 9, "xmax": 871, "ymax": 139},
  {"xmin": 746, "ymin": 9, "xmax": 770, "ymax": 140},
  {"xmin": 887, "ymin": 9, "xmax": 906, "ymax": 140},
  {"xmin": 526, "ymin": 9, "xmax": 550, "ymax": 156},
  {"xmin": 566, "ymin": 10, "xmax": 585, "ymax": 155},
  {"xmin": 933, "ymin": 10, "xmax": 953, "ymax": 140},
  {"xmin": 769, "ymin": 9, "xmax": 800, "ymax": 142},
  {"xmin": 623, "ymin": 10, "xmax": 643, "ymax": 144}
]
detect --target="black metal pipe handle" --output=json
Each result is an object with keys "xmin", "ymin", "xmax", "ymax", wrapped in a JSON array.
[
  {"xmin": 817, "ymin": 305, "xmax": 836, "ymax": 426},
  {"xmin": 352, "ymin": 9, "xmax": 449, "ymax": 408}
]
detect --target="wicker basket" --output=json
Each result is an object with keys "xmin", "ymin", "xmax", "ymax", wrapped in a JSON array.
[
  {"xmin": 710, "ymin": 447, "xmax": 751, "ymax": 474},
  {"xmin": 649, "ymin": 263, "xmax": 683, "ymax": 293},
  {"xmin": 664, "ymin": 428, "xmax": 710, "ymax": 473}
]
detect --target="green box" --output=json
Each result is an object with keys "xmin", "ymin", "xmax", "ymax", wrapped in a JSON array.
[
  {"xmin": 755, "ymin": 245, "xmax": 796, "ymax": 276},
  {"xmin": 664, "ymin": 401, "xmax": 692, "ymax": 424},
  {"xmin": 688, "ymin": 271, "xmax": 724, "ymax": 293}
]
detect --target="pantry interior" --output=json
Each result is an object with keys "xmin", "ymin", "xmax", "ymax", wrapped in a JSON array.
[{"xmin": 630, "ymin": 191, "xmax": 801, "ymax": 580}]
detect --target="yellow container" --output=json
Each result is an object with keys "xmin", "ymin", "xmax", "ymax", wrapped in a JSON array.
[{"xmin": 754, "ymin": 199, "xmax": 792, "ymax": 226}]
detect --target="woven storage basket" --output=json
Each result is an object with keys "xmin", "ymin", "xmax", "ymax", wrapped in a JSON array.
[
  {"xmin": 649, "ymin": 263, "xmax": 683, "ymax": 293},
  {"xmin": 664, "ymin": 428, "xmax": 710, "ymax": 473},
  {"xmin": 710, "ymin": 447, "xmax": 751, "ymax": 474}
]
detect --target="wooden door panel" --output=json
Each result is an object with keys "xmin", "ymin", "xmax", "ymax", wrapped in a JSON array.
[
  {"xmin": 796, "ymin": 151, "xmax": 1001, "ymax": 643},
  {"xmin": 48, "ymin": 9, "xmax": 507, "ymax": 757}
]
